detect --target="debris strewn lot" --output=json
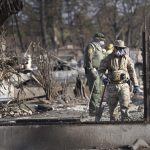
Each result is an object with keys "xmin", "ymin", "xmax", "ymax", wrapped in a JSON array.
[
  {"xmin": 0, "ymin": 82, "xmax": 144, "ymax": 123},
  {"xmin": 0, "ymin": 41, "xmax": 144, "ymax": 122}
]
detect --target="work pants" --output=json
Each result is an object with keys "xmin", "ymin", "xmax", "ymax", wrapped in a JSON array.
[
  {"xmin": 86, "ymin": 70, "xmax": 103, "ymax": 113},
  {"xmin": 106, "ymin": 83, "xmax": 130, "ymax": 121}
]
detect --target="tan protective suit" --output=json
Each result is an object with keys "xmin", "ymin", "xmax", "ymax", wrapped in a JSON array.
[{"xmin": 99, "ymin": 52, "xmax": 138, "ymax": 121}]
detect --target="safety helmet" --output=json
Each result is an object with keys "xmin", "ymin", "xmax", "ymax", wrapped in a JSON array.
[
  {"xmin": 93, "ymin": 32, "xmax": 105, "ymax": 41},
  {"xmin": 106, "ymin": 43, "xmax": 114, "ymax": 51},
  {"xmin": 114, "ymin": 40, "xmax": 126, "ymax": 48}
]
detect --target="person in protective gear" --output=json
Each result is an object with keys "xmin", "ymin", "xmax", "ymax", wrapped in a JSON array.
[
  {"xmin": 99, "ymin": 40, "xmax": 140, "ymax": 121},
  {"xmin": 84, "ymin": 32, "xmax": 107, "ymax": 116}
]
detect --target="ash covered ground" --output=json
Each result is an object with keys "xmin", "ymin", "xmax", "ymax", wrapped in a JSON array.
[{"xmin": 0, "ymin": 82, "xmax": 144, "ymax": 123}]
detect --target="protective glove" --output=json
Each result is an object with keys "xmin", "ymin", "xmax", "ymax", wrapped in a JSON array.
[
  {"xmin": 133, "ymin": 86, "xmax": 140, "ymax": 94},
  {"xmin": 91, "ymin": 68, "xmax": 98, "ymax": 80},
  {"xmin": 100, "ymin": 74, "xmax": 109, "ymax": 85},
  {"xmin": 102, "ymin": 78, "xmax": 109, "ymax": 85}
]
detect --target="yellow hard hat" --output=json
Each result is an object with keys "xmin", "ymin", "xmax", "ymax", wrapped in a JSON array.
[{"xmin": 106, "ymin": 43, "xmax": 114, "ymax": 51}]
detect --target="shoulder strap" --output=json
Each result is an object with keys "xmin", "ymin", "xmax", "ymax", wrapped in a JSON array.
[
  {"xmin": 92, "ymin": 42, "xmax": 102, "ymax": 51},
  {"xmin": 89, "ymin": 43, "xmax": 96, "ymax": 52}
]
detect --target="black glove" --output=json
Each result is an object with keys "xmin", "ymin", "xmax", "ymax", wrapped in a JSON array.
[
  {"xmin": 102, "ymin": 78, "xmax": 109, "ymax": 85},
  {"xmin": 101, "ymin": 74, "xmax": 109, "ymax": 85},
  {"xmin": 133, "ymin": 86, "xmax": 140, "ymax": 94}
]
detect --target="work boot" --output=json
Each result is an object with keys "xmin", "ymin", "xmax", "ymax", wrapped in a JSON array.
[
  {"xmin": 110, "ymin": 115, "xmax": 116, "ymax": 122},
  {"xmin": 121, "ymin": 108, "xmax": 130, "ymax": 121},
  {"xmin": 95, "ymin": 106, "xmax": 104, "ymax": 122}
]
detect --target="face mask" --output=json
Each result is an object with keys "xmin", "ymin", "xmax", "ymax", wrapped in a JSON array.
[
  {"xmin": 99, "ymin": 41, "xmax": 105, "ymax": 46},
  {"xmin": 114, "ymin": 48, "xmax": 126, "ymax": 56}
]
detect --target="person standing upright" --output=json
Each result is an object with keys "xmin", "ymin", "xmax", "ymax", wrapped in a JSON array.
[
  {"xmin": 84, "ymin": 32, "xmax": 106, "ymax": 116},
  {"xmin": 99, "ymin": 40, "xmax": 140, "ymax": 121}
]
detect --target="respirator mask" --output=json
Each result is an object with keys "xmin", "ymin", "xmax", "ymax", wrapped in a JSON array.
[
  {"xmin": 114, "ymin": 47, "xmax": 126, "ymax": 56},
  {"xmin": 98, "ymin": 40, "xmax": 105, "ymax": 48}
]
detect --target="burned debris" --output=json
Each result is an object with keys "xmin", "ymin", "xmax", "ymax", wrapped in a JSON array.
[
  {"xmin": 0, "ymin": 0, "xmax": 145, "ymax": 123},
  {"xmin": 0, "ymin": 35, "xmax": 144, "ymax": 122},
  {"xmin": 0, "ymin": 38, "xmax": 88, "ymax": 119}
]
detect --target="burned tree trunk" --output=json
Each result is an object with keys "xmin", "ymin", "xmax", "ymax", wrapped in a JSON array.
[
  {"xmin": 14, "ymin": 15, "xmax": 24, "ymax": 51},
  {"xmin": 74, "ymin": 75, "xmax": 87, "ymax": 99},
  {"xmin": 40, "ymin": 0, "xmax": 49, "ymax": 49}
]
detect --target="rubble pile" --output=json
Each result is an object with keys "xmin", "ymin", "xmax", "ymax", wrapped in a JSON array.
[
  {"xmin": 0, "ymin": 102, "xmax": 32, "ymax": 118},
  {"xmin": 0, "ymin": 40, "xmax": 87, "ymax": 119},
  {"xmin": 0, "ymin": 38, "xmax": 144, "ymax": 122}
]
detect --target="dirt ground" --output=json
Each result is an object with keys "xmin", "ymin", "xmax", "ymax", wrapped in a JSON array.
[{"xmin": 0, "ymin": 82, "xmax": 144, "ymax": 124}]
